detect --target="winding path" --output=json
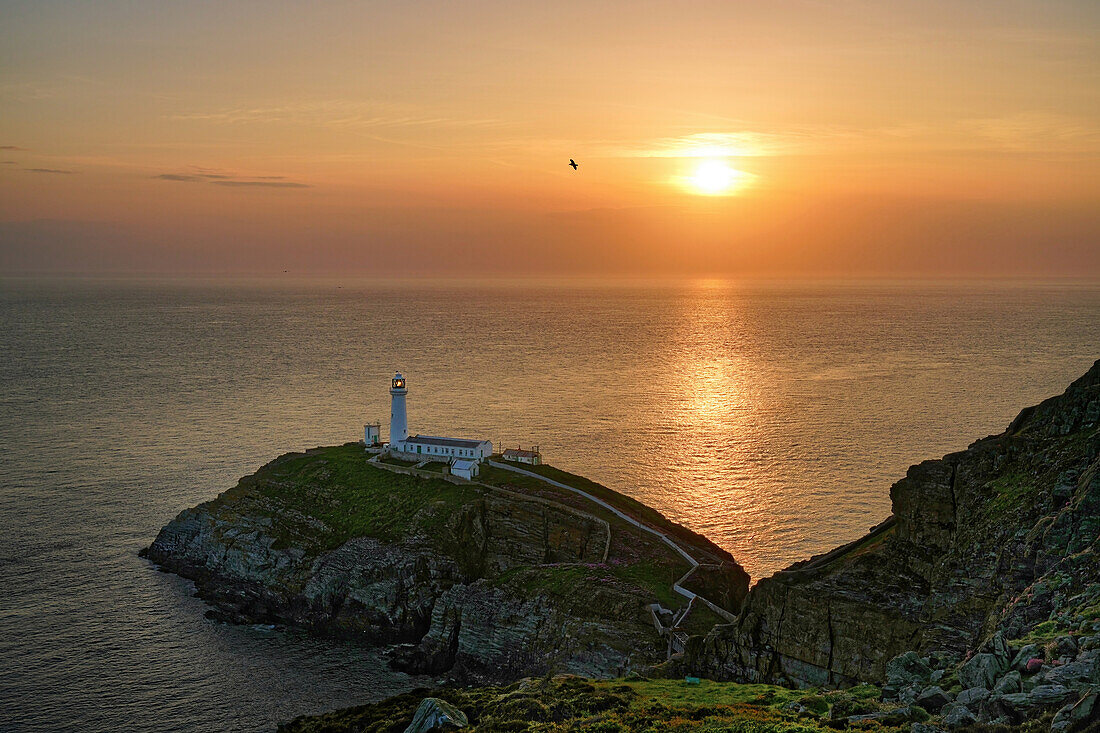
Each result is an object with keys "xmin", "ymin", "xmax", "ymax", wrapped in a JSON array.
[{"xmin": 487, "ymin": 460, "xmax": 737, "ymax": 623}]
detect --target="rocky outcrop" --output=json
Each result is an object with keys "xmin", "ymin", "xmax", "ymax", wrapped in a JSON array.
[
  {"xmin": 143, "ymin": 446, "xmax": 718, "ymax": 682},
  {"xmin": 686, "ymin": 360, "xmax": 1100, "ymax": 694}
]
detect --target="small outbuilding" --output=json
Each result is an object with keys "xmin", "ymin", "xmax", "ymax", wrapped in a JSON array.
[
  {"xmin": 450, "ymin": 458, "xmax": 479, "ymax": 480},
  {"xmin": 503, "ymin": 447, "xmax": 541, "ymax": 465}
]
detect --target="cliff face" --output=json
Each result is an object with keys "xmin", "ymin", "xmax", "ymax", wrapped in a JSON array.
[
  {"xmin": 145, "ymin": 446, "xmax": 742, "ymax": 683},
  {"xmin": 687, "ymin": 360, "xmax": 1100, "ymax": 690}
]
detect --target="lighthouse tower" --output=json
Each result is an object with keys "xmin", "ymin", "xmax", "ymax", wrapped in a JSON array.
[{"xmin": 389, "ymin": 372, "xmax": 408, "ymax": 443}]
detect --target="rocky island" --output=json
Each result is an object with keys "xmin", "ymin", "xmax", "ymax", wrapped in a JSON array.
[
  {"xmin": 146, "ymin": 360, "xmax": 1100, "ymax": 732},
  {"xmin": 143, "ymin": 445, "xmax": 748, "ymax": 683}
]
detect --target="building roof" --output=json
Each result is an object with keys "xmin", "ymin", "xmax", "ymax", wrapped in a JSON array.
[
  {"xmin": 451, "ymin": 459, "xmax": 478, "ymax": 470},
  {"xmin": 403, "ymin": 434, "xmax": 489, "ymax": 449},
  {"xmin": 503, "ymin": 448, "xmax": 540, "ymax": 458}
]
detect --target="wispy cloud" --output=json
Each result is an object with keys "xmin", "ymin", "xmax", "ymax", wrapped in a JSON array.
[
  {"xmin": 154, "ymin": 169, "xmax": 310, "ymax": 188},
  {"xmin": 211, "ymin": 180, "xmax": 310, "ymax": 188},
  {"xmin": 1, "ymin": 145, "xmax": 25, "ymax": 151},
  {"xmin": 155, "ymin": 173, "xmax": 204, "ymax": 182},
  {"xmin": 170, "ymin": 100, "xmax": 499, "ymax": 130},
  {"xmin": 26, "ymin": 168, "xmax": 75, "ymax": 174}
]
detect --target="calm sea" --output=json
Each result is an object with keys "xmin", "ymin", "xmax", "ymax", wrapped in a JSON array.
[{"xmin": 1, "ymin": 278, "xmax": 1097, "ymax": 732}]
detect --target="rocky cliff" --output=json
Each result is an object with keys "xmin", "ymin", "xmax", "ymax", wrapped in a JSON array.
[
  {"xmin": 684, "ymin": 359, "xmax": 1100, "ymax": 727},
  {"xmin": 144, "ymin": 445, "xmax": 746, "ymax": 683}
]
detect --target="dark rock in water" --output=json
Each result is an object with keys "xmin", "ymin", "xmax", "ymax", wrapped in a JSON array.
[
  {"xmin": 684, "ymin": 360, "xmax": 1100, "ymax": 688},
  {"xmin": 403, "ymin": 697, "xmax": 467, "ymax": 733}
]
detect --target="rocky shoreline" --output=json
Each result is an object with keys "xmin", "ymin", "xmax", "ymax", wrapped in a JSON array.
[
  {"xmin": 143, "ymin": 446, "xmax": 746, "ymax": 684},
  {"xmin": 146, "ymin": 360, "xmax": 1100, "ymax": 731}
]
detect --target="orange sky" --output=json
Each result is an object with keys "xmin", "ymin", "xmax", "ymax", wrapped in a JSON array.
[{"xmin": 1, "ymin": 1, "xmax": 1098, "ymax": 276}]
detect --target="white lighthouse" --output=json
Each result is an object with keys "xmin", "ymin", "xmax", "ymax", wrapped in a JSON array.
[
  {"xmin": 384, "ymin": 372, "xmax": 494, "ymax": 468},
  {"xmin": 389, "ymin": 372, "xmax": 409, "ymax": 443}
]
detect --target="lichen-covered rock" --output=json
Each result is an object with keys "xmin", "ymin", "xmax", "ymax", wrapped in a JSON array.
[
  {"xmin": 887, "ymin": 651, "xmax": 933, "ymax": 686},
  {"xmin": 1051, "ymin": 687, "xmax": 1100, "ymax": 733},
  {"xmin": 959, "ymin": 653, "xmax": 1007, "ymax": 690},
  {"xmin": 956, "ymin": 687, "xmax": 990, "ymax": 706},
  {"xmin": 914, "ymin": 685, "xmax": 951, "ymax": 713},
  {"xmin": 991, "ymin": 670, "xmax": 1021, "ymax": 694},
  {"xmin": 403, "ymin": 697, "xmax": 467, "ymax": 733},
  {"xmin": 940, "ymin": 701, "xmax": 976, "ymax": 728}
]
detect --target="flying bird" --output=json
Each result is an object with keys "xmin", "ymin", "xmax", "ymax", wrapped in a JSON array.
[{"xmin": 569, "ymin": 159, "xmax": 578, "ymax": 170}]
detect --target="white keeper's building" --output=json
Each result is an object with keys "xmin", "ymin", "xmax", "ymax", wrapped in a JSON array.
[{"xmin": 380, "ymin": 373, "xmax": 494, "ymax": 472}]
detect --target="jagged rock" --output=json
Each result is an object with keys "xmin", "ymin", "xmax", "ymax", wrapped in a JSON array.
[
  {"xmin": 940, "ymin": 702, "xmax": 976, "ymax": 728},
  {"xmin": 685, "ymin": 361, "xmax": 1100, "ymax": 688},
  {"xmin": 1029, "ymin": 684, "xmax": 1075, "ymax": 706},
  {"xmin": 957, "ymin": 687, "xmax": 990, "ymax": 706},
  {"xmin": 402, "ymin": 697, "xmax": 468, "ymax": 733},
  {"xmin": 847, "ymin": 706, "xmax": 921, "ymax": 725},
  {"xmin": 985, "ymin": 632, "xmax": 1011, "ymax": 664},
  {"xmin": 929, "ymin": 669, "xmax": 945, "ymax": 683},
  {"xmin": 1042, "ymin": 657, "xmax": 1098, "ymax": 687},
  {"xmin": 959, "ymin": 653, "xmax": 1007, "ymax": 690},
  {"xmin": 914, "ymin": 686, "xmax": 951, "ymax": 713},
  {"xmin": 992, "ymin": 670, "xmax": 1021, "ymax": 694},
  {"xmin": 911, "ymin": 724, "xmax": 945, "ymax": 733},
  {"xmin": 1010, "ymin": 643, "xmax": 1039, "ymax": 672},
  {"xmin": 888, "ymin": 651, "xmax": 933, "ymax": 686},
  {"xmin": 1051, "ymin": 687, "xmax": 1100, "ymax": 733},
  {"xmin": 1056, "ymin": 636, "xmax": 1079, "ymax": 657}
]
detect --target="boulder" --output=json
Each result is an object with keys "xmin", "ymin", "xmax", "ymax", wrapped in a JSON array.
[
  {"xmin": 403, "ymin": 698, "xmax": 468, "ymax": 733},
  {"xmin": 911, "ymin": 724, "xmax": 946, "ymax": 733},
  {"xmin": 956, "ymin": 687, "xmax": 990, "ymax": 706},
  {"xmin": 940, "ymin": 702, "xmax": 976, "ymax": 729},
  {"xmin": 1055, "ymin": 636, "xmax": 1079, "ymax": 657},
  {"xmin": 1051, "ymin": 688, "xmax": 1100, "ymax": 733},
  {"xmin": 1010, "ymin": 643, "xmax": 1040, "ymax": 672},
  {"xmin": 914, "ymin": 686, "xmax": 951, "ymax": 713},
  {"xmin": 1043, "ymin": 657, "xmax": 1098, "ymax": 687},
  {"xmin": 887, "ymin": 651, "xmax": 933, "ymax": 686},
  {"xmin": 959, "ymin": 653, "xmax": 1007, "ymax": 690},
  {"xmin": 992, "ymin": 670, "xmax": 1022, "ymax": 695},
  {"xmin": 848, "ymin": 706, "xmax": 924, "ymax": 725},
  {"xmin": 1029, "ymin": 684, "xmax": 1075, "ymax": 707}
]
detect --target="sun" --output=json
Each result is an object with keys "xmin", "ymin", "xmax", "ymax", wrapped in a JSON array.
[{"xmin": 687, "ymin": 159, "xmax": 747, "ymax": 196}]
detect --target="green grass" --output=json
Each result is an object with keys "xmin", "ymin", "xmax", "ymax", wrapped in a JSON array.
[
  {"xmin": 280, "ymin": 676, "xmax": 903, "ymax": 733},
  {"xmin": 213, "ymin": 443, "xmax": 477, "ymax": 553},
  {"xmin": 988, "ymin": 469, "xmax": 1037, "ymax": 515},
  {"xmin": 377, "ymin": 454, "xmax": 418, "ymax": 467},
  {"xmin": 486, "ymin": 460, "xmax": 733, "ymax": 564},
  {"xmin": 419, "ymin": 461, "xmax": 448, "ymax": 473}
]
